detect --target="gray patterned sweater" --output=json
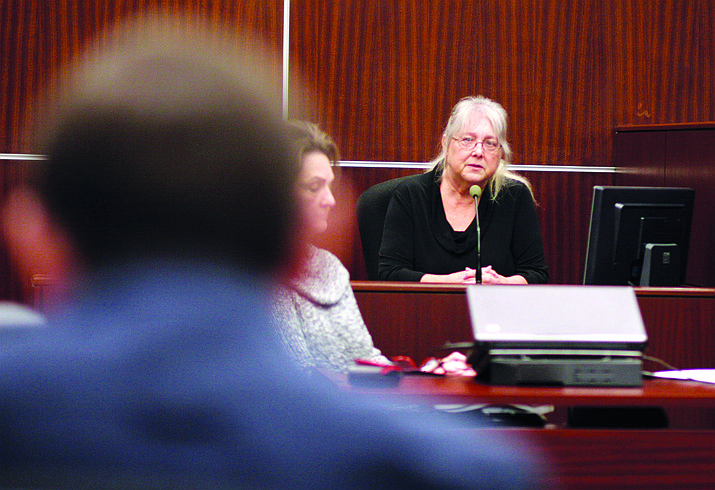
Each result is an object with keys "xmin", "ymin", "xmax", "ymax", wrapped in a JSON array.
[{"xmin": 273, "ymin": 246, "xmax": 388, "ymax": 372}]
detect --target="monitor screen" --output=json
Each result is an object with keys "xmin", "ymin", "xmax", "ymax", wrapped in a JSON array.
[{"xmin": 583, "ymin": 186, "xmax": 695, "ymax": 286}]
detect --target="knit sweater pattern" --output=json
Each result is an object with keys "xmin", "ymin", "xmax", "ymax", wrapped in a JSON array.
[{"xmin": 273, "ymin": 246, "xmax": 386, "ymax": 372}]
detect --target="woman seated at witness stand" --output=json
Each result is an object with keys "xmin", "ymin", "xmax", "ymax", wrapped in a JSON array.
[
  {"xmin": 273, "ymin": 121, "xmax": 389, "ymax": 373},
  {"xmin": 379, "ymin": 95, "xmax": 548, "ymax": 284}
]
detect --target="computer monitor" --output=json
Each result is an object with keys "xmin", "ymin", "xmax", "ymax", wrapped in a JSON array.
[{"xmin": 583, "ymin": 186, "xmax": 695, "ymax": 286}]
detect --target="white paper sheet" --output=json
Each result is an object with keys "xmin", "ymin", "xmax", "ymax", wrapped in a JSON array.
[{"xmin": 651, "ymin": 369, "xmax": 715, "ymax": 384}]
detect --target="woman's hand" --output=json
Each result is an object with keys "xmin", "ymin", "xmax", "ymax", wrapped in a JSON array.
[
  {"xmin": 421, "ymin": 352, "xmax": 476, "ymax": 376},
  {"xmin": 420, "ymin": 266, "xmax": 527, "ymax": 284},
  {"xmin": 420, "ymin": 268, "xmax": 477, "ymax": 284},
  {"xmin": 480, "ymin": 265, "xmax": 527, "ymax": 284}
]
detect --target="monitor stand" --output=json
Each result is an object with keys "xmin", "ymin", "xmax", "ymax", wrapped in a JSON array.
[{"xmin": 639, "ymin": 243, "xmax": 681, "ymax": 286}]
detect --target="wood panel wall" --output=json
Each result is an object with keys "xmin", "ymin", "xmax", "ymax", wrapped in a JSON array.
[
  {"xmin": 1, "ymin": 0, "xmax": 284, "ymax": 154},
  {"xmin": 0, "ymin": 0, "xmax": 283, "ymax": 300},
  {"xmin": 290, "ymin": 0, "xmax": 714, "ymax": 164},
  {"xmin": 1, "ymin": 0, "xmax": 713, "ymax": 301}
]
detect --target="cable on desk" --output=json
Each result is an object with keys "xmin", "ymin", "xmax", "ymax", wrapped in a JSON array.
[{"xmin": 641, "ymin": 355, "xmax": 679, "ymax": 377}]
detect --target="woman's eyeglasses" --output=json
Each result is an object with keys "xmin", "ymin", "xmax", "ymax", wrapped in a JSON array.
[{"xmin": 452, "ymin": 136, "xmax": 500, "ymax": 153}]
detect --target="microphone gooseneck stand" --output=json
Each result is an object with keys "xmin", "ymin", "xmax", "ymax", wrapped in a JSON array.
[{"xmin": 469, "ymin": 185, "xmax": 482, "ymax": 284}]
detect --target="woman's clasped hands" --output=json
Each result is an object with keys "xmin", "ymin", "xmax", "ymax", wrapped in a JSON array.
[{"xmin": 422, "ymin": 265, "xmax": 526, "ymax": 285}]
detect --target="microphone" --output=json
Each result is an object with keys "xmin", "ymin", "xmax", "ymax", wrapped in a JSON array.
[{"xmin": 469, "ymin": 185, "xmax": 482, "ymax": 284}]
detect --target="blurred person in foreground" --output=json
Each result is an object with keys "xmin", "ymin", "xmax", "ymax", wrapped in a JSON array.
[
  {"xmin": 273, "ymin": 121, "xmax": 389, "ymax": 373},
  {"xmin": 379, "ymin": 95, "xmax": 548, "ymax": 284},
  {"xmin": 0, "ymin": 20, "xmax": 547, "ymax": 489}
]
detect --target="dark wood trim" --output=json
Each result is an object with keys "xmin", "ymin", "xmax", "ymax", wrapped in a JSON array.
[
  {"xmin": 353, "ymin": 281, "xmax": 715, "ymax": 298},
  {"xmin": 616, "ymin": 122, "xmax": 715, "ymax": 132}
]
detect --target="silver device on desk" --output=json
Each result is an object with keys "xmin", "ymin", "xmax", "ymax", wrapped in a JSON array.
[{"xmin": 467, "ymin": 285, "xmax": 648, "ymax": 386}]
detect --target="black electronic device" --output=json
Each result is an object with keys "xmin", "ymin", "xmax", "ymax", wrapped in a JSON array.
[
  {"xmin": 583, "ymin": 186, "xmax": 695, "ymax": 286},
  {"xmin": 467, "ymin": 285, "xmax": 648, "ymax": 387}
]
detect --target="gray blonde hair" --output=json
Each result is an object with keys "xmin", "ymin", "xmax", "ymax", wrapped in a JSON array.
[{"xmin": 430, "ymin": 95, "xmax": 532, "ymax": 200}]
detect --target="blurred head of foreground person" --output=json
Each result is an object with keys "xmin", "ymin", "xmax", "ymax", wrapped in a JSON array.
[
  {"xmin": 0, "ymin": 21, "xmax": 548, "ymax": 490},
  {"xmin": 4, "ymin": 22, "xmax": 297, "ymax": 295}
]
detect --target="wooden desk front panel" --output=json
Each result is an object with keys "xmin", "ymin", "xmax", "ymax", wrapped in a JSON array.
[
  {"xmin": 518, "ymin": 428, "xmax": 715, "ymax": 490},
  {"xmin": 353, "ymin": 283, "xmax": 472, "ymax": 364},
  {"xmin": 636, "ymin": 289, "xmax": 715, "ymax": 370},
  {"xmin": 354, "ymin": 282, "xmax": 715, "ymax": 371}
]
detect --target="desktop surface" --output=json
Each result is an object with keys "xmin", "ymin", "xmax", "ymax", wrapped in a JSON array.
[{"xmin": 331, "ymin": 372, "xmax": 715, "ymax": 408}]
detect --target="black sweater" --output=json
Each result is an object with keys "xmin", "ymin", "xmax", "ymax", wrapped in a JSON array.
[{"xmin": 378, "ymin": 169, "xmax": 548, "ymax": 283}]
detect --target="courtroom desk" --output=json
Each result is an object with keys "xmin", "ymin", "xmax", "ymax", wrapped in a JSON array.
[
  {"xmin": 352, "ymin": 282, "xmax": 715, "ymax": 372},
  {"xmin": 331, "ymin": 373, "xmax": 715, "ymax": 430},
  {"xmin": 329, "ymin": 374, "xmax": 715, "ymax": 489},
  {"xmin": 332, "ymin": 374, "xmax": 715, "ymax": 410}
]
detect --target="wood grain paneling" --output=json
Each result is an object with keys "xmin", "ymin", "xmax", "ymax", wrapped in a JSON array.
[
  {"xmin": 526, "ymin": 429, "xmax": 715, "ymax": 488},
  {"xmin": 0, "ymin": 0, "xmax": 283, "ymax": 302},
  {"xmin": 605, "ymin": 0, "xmax": 714, "ymax": 125},
  {"xmin": 353, "ymin": 283, "xmax": 471, "ymax": 363},
  {"xmin": 636, "ymin": 291, "xmax": 715, "ymax": 370},
  {"xmin": 666, "ymin": 129, "xmax": 715, "ymax": 287},
  {"xmin": 290, "ymin": 0, "xmax": 713, "ymax": 166},
  {"xmin": 1, "ymin": 0, "xmax": 283, "ymax": 154},
  {"xmin": 522, "ymin": 170, "xmax": 615, "ymax": 285},
  {"xmin": 1, "ymin": 0, "xmax": 44, "ymax": 154}
]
